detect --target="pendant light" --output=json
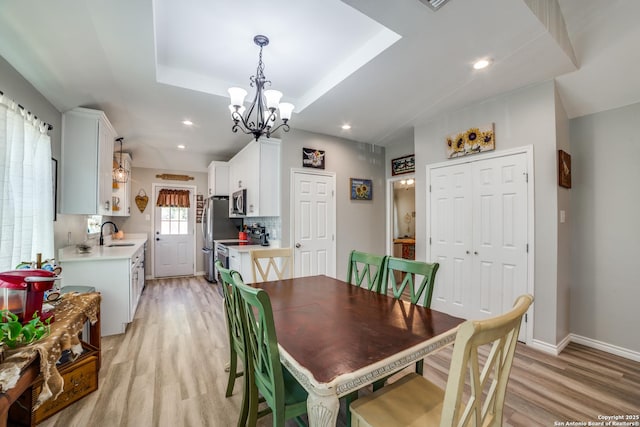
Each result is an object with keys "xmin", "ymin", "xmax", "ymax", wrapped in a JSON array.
[{"xmin": 112, "ymin": 137, "xmax": 129, "ymax": 183}]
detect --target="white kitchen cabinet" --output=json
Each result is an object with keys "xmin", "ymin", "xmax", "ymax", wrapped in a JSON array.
[
  {"xmin": 111, "ymin": 152, "xmax": 131, "ymax": 216},
  {"xmin": 129, "ymin": 244, "xmax": 145, "ymax": 316},
  {"xmin": 58, "ymin": 239, "xmax": 147, "ymax": 336},
  {"xmin": 61, "ymin": 107, "xmax": 117, "ymax": 215},
  {"xmin": 228, "ymin": 138, "xmax": 280, "ymax": 217},
  {"xmin": 207, "ymin": 161, "xmax": 229, "ymax": 196},
  {"xmin": 228, "ymin": 247, "xmax": 252, "ymax": 283}
]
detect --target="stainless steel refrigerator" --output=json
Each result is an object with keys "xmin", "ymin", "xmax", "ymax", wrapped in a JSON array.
[{"xmin": 201, "ymin": 197, "xmax": 241, "ymax": 282}]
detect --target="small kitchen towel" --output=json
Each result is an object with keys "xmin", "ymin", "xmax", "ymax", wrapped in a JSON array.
[{"xmin": 135, "ymin": 189, "xmax": 149, "ymax": 213}]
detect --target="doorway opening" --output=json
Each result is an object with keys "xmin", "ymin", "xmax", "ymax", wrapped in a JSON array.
[{"xmin": 386, "ymin": 174, "xmax": 416, "ymax": 259}]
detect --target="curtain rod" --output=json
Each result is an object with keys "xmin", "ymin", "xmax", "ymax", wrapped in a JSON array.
[{"xmin": 0, "ymin": 89, "xmax": 54, "ymax": 131}]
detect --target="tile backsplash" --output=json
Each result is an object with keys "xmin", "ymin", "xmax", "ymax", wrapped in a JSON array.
[{"xmin": 245, "ymin": 217, "xmax": 281, "ymax": 241}]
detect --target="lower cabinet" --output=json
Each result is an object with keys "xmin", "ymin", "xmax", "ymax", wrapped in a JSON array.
[
  {"xmin": 228, "ymin": 248, "xmax": 253, "ymax": 283},
  {"xmin": 60, "ymin": 246, "xmax": 146, "ymax": 336}
]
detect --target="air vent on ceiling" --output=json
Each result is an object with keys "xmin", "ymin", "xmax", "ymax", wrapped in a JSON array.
[{"xmin": 419, "ymin": 0, "xmax": 451, "ymax": 11}]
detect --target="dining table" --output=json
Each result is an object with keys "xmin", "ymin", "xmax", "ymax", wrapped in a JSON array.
[{"xmin": 253, "ymin": 274, "xmax": 465, "ymax": 427}]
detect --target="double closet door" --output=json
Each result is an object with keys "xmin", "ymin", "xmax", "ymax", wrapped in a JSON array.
[{"xmin": 428, "ymin": 152, "xmax": 530, "ymax": 342}]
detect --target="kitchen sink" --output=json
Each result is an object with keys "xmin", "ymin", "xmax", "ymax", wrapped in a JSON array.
[{"xmin": 107, "ymin": 243, "xmax": 135, "ymax": 247}]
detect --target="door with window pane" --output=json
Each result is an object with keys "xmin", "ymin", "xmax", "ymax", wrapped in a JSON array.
[{"xmin": 154, "ymin": 186, "xmax": 195, "ymax": 277}]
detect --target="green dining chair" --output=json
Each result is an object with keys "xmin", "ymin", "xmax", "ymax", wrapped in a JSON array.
[
  {"xmin": 230, "ymin": 271, "xmax": 308, "ymax": 427},
  {"xmin": 372, "ymin": 257, "xmax": 439, "ymax": 390},
  {"xmin": 346, "ymin": 250, "xmax": 386, "ymax": 293},
  {"xmin": 381, "ymin": 257, "xmax": 440, "ymax": 308},
  {"xmin": 215, "ymin": 261, "xmax": 250, "ymax": 426}
]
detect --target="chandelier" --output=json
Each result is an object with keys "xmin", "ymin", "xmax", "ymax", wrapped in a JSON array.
[
  {"xmin": 112, "ymin": 137, "xmax": 129, "ymax": 183},
  {"xmin": 228, "ymin": 35, "xmax": 294, "ymax": 141}
]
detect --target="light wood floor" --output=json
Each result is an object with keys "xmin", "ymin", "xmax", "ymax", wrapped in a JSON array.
[{"xmin": 38, "ymin": 277, "xmax": 640, "ymax": 427}]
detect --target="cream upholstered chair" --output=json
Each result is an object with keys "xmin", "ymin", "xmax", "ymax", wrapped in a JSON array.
[
  {"xmin": 250, "ymin": 248, "xmax": 293, "ymax": 283},
  {"xmin": 350, "ymin": 294, "xmax": 533, "ymax": 427}
]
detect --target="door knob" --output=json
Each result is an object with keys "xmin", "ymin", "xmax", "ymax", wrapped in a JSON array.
[{"xmin": 295, "ymin": 243, "xmax": 301, "ymax": 248}]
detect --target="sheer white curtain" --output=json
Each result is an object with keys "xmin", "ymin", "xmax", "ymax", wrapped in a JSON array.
[{"xmin": 0, "ymin": 95, "xmax": 54, "ymax": 271}]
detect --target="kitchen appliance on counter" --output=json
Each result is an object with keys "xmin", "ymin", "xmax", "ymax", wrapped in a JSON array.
[
  {"xmin": 0, "ymin": 269, "xmax": 59, "ymax": 323},
  {"xmin": 248, "ymin": 224, "xmax": 270, "ymax": 246},
  {"xmin": 202, "ymin": 197, "xmax": 243, "ymax": 282}
]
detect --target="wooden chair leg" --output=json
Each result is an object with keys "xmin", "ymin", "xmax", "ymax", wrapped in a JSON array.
[
  {"xmin": 225, "ymin": 349, "xmax": 238, "ymax": 397},
  {"xmin": 344, "ymin": 390, "xmax": 358, "ymax": 427},
  {"xmin": 372, "ymin": 379, "xmax": 386, "ymax": 392},
  {"xmin": 237, "ymin": 365, "xmax": 250, "ymax": 427},
  {"xmin": 246, "ymin": 378, "xmax": 259, "ymax": 427}
]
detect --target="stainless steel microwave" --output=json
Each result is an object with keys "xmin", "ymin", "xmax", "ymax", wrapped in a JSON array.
[{"xmin": 231, "ymin": 189, "xmax": 247, "ymax": 216}]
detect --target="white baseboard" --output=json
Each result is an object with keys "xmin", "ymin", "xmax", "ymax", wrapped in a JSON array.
[
  {"xmin": 570, "ymin": 334, "xmax": 640, "ymax": 362},
  {"xmin": 530, "ymin": 335, "xmax": 640, "ymax": 362},
  {"xmin": 557, "ymin": 334, "xmax": 572, "ymax": 353},
  {"xmin": 530, "ymin": 339, "xmax": 562, "ymax": 355},
  {"xmin": 195, "ymin": 271, "xmax": 205, "ymax": 276}
]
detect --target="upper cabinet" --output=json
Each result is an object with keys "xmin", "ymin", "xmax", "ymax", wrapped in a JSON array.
[
  {"xmin": 207, "ymin": 161, "xmax": 229, "ymax": 197},
  {"xmin": 111, "ymin": 152, "xmax": 131, "ymax": 216},
  {"xmin": 61, "ymin": 108, "xmax": 117, "ymax": 216},
  {"xmin": 228, "ymin": 138, "xmax": 280, "ymax": 217}
]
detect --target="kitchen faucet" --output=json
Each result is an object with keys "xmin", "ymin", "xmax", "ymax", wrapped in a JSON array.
[{"xmin": 99, "ymin": 221, "xmax": 119, "ymax": 246}]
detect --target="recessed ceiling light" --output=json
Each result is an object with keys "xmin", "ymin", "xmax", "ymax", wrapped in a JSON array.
[
  {"xmin": 341, "ymin": 124, "xmax": 352, "ymax": 130},
  {"xmin": 182, "ymin": 120, "xmax": 193, "ymax": 126},
  {"xmin": 177, "ymin": 144, "xmax": 186, "ymax": 150},
  {"xmin": 473, "ymin": 59, "xmax": 491, "ymax": 70}
]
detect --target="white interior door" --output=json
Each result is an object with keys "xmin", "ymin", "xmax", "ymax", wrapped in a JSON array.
[
  {"xmin": 430, "ymin": 163, "xmax": 473, "ymax": 319},
  {"xmin": 472, "ymin": 154, "xmax": 529, "ymax": 321},
  {"xmin": 292, "ymin": 170, "xmax": 336, "ymax": 278},
  {"xmin": 429, "ymin": 152, "xmax": 530, "ymax": 341},
  {"xmin": 153, "ymin": 185, "xmax": 195, "ymax": 277}
]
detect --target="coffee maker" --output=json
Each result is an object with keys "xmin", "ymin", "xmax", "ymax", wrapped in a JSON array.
[{"xmin": 248, "ymin": 224, "xmax": 269, "ymax": 246}]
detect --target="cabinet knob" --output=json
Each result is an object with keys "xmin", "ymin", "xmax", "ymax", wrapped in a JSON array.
[
  {"xmin": 466, "ymin": 250, "xmax": 470, "ymax": 254},
  {"xmin": 295, "ymin": 243, "xmax": 301, "ymax": 248},
  {"xmin": 474, "ymin": 251, "xmax": 478, "ymax": 255}
]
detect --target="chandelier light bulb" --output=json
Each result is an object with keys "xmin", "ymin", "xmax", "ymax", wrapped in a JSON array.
[
  {"xmin": 278, "ymin": 102, "xmax": 294, "ymax": 121},
  {"xmin": 264, "ymin": 90, "xmax": 283, "ymax": 110},
  {"xmin": 228, "ymin": 87, "xmax": 248, "ymax": 107}
]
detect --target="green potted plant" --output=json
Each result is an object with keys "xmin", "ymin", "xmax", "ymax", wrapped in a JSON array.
[{"xmin": 1, "ymin": 310, "xmax": 51, "ymax": 357}]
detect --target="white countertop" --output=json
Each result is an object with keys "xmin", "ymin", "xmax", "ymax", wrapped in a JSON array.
[
  {"xmin": 58, "ymin": 234, "xmax": 147, "ymax": 262},
  {"xmin": 219, "ymin": 240, "xmax": 282, "ymax": 253}
]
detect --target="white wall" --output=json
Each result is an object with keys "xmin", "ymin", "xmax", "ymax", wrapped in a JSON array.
[
  {"xmin": 280, "ymin": 129, "xmax": 386, "ymax": 280},
  {"xmin": 414, "ymin": 81, "xmax": 561, "ymax": 346},
  {"xmin": 569, "ymin": 102, "xmax": 640, "ymax": 353}
]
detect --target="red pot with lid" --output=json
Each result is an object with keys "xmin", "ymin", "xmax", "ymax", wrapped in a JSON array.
[{"xmin": 0, "ymin": 269, "xmax": 59, "ymax": 323}]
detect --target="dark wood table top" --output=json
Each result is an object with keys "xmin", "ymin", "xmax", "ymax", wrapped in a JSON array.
[{"xmin": 254, "ymin": 275, "xmax": 464, "ymax": 384}]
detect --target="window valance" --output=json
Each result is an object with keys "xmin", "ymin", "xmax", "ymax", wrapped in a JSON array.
[{"xmin": 156, "ymin": 189, "xmax": 190, "ymax": 208}]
